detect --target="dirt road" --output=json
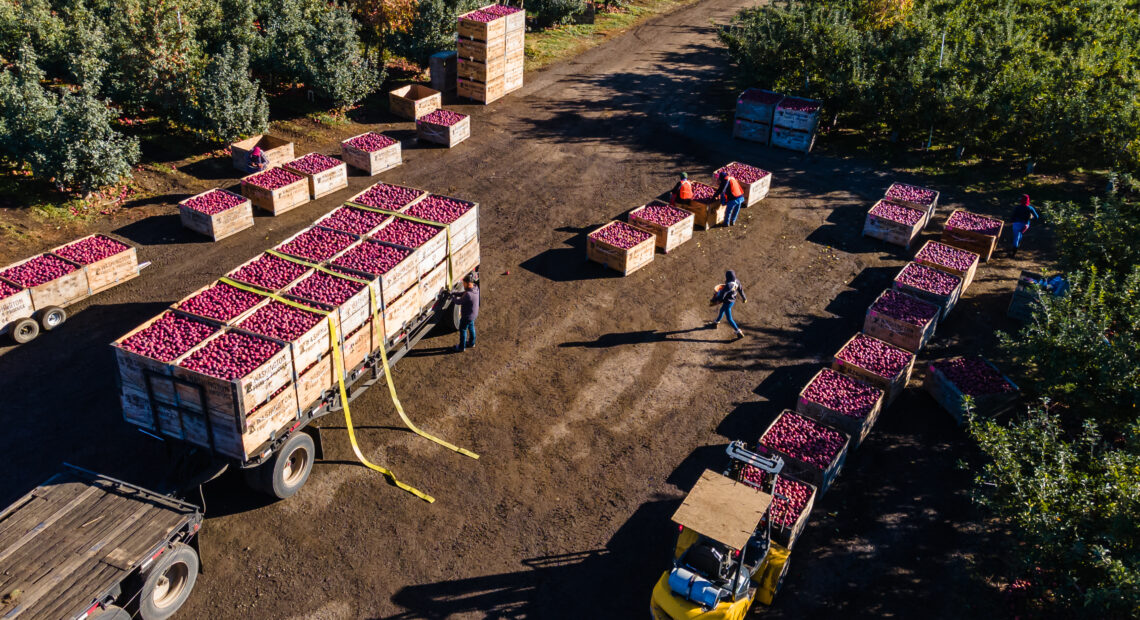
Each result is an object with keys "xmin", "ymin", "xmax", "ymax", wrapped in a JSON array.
[{"xmin": 0, "ymin": 0, "xmax": 1025, "ymax": 616}]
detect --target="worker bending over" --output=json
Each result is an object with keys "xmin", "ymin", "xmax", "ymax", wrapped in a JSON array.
[
  {"xmin": 247, "ymin": 146, "xmax": 269, "ymax": 173},
  {"xmin": 713, "ymin": 170, "xmax": 745, "ymax": 226}
]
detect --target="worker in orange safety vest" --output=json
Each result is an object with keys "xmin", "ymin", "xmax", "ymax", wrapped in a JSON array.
[
  {"xmin": 713, "ymin": 170, "xmax": 745, "ymax": 226},
  {"xmin": 669, "ymin": 172, "xmax": 693, "ymax": 207}
]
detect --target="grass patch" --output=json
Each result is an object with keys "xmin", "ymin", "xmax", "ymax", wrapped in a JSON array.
[{"xmin": 525, "ymin": 0, "xmax": 694, "ymax": 71}]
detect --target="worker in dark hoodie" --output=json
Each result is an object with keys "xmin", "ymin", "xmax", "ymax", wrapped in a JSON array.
[{"xmin": 709, "ymin": 270, "xmax": 747, "ymax": 339}]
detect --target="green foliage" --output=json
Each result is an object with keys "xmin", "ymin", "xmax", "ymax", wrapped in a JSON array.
[
  {"xmin": 304, "ymin": 3, "xmax": 380, "ymax": 107},
  {"xmin": 100, "ymin": 0, "xmax": 203, "ymax": 113},
  {"xmin": 719, "ymin": 0, "xmax": 1140, "ymax": 172},
  {"xmin": 0, "ymin": 45, "xmax": 138, "ymax": 192},
  {"xmin": 39, "ymin": 91, "xmax": 141, "ymax": 192},
  {"xmin": 531, "ymin": 0, "xmax": 587, "ymax": 28},
  {"xmin": 969, "ymin": 404, "xmax": 1140, "ymax": 614},
  {"xmin": 182, "ymin": 44, "xmax": 269, "ymax": 143}
]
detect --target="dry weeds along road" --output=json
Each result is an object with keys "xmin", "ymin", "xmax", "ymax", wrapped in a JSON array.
[{"xmin": 0, "ymin": 0, "xmax": 1018, "ymax": 616}]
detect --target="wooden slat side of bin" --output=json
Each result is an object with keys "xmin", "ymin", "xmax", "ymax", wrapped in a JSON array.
[
  {"xmin": 283, "ymin": 159, "xmax": 348, "ymax": 200},
  {"xmin": 456, "ymin": 56, "xmax": 505, "ymax": 82},
  {"xmin": 732, "ymin": 118, "xmax": 771, "ymax": 145},
  {"xmin": 941, "ymin": 209, "xmax": 1003, "ymax": 261},
  {"xmin": 457, "ymin": 35, "xmax": 506, "ymax": 61},
  {"xmin": 677, "ymin": 198, "xmax": 726, "ymax": 231},
  {"xmin": 892, "ymin": 265, "xmax": 963, "ymax": 320},
  {"xmin": 585, "ymin": 222, "xmax": 656, "ymax": 276},
  {"xmin": 417, "ymin": 116, "xmax": 471, "ymax": 148},
  {"xmin": 735, "ymin": 90, "xmax": 782, "ymax": 124},
  {"xmin": 0, "ymin": 286, "xmax": 35, "ymax": 330},
  {"xmin": 340, "ymin": 135, "xmax": 402, "ymax": 176},
  {"xmin": 0, "ymin": 254, "xmax": 90, "ymax": 310},
  {"xmin": 795, "ymin": 369, "xmax": 885, "ymax": 448},
  {"xmin": 862, "ymin": 200, "xmax": 926, "ymax": 248},
  {"xmin": 628, "ymin": 202, "xmax": 695, "ymax": 254},
  {"xmin": 240, "ymin": 172, "xmax": 310, "ymax": 215},
  {"xmin": 389, "ymin": 85, "xmax": 442, "ymax": 120},
  {"xmin": 831, "ymin": 333, "xmax": 914, "ymax": 405},
  {"xmin": 757, "ymin": 410, "xmax": 850, "ymax": 496},
  {"xmin": 178, "ymin": 191, "xmax": 255, "ymax": 241},
  {"xmin": 924, "ymin": 358, "xmax": 1020, "ymax": 424},
  {"xmin": 915, "ymin": 240, "xmax": 980, "ymax": 291},
  {"xmin": 862, "ymin": 289, "xmax": 939, "ymax": 353},
  {"xmin": 49, "ymin": 233, "xmax": 140, "ymax": 294}
]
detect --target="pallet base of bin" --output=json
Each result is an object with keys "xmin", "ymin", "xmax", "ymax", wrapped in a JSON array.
[
  {"xmin": 628, "ymin": 203, "xmax": 694, "ymax": 254},
  {"xmin": 586, "ymin": 225, "xmax": 656, "ymax": 276},
  {"xmin": 733, "ymin": 118, "xmax": 770, "ymax": 144},
  {"xmin": 340, "ymin": 138, "xmax": 402, "ymax": 176},
  {"xmin": 758, "ymin": 410, "xmax": 850, "ymax": 496},
  {"xmin": 178, "ymin": 195, "xmax": 254, "ymax": 242},
  {"xmin": 923, "ymin": 359, "xmax": 1020, "ymax": 424}
]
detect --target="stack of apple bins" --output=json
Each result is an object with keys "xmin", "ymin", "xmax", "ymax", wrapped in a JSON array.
[{"xmin": 457, "ymin": 4, "xmax": 525, "ymax": 103}]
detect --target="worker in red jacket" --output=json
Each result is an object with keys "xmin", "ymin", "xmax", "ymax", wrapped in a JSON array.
[
  {"xmin": 669, "ymin": 172, "xmax": 693, "ymax": 207},
  {"xmin": 713, "ymin": 170, "xmax": 745, "ymax": 226}
]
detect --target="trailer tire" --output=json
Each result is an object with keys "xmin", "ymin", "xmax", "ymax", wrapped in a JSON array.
[
  {"xmin": 249, "ymin": 432, "xmax": 314, "ymax": 499},
  {"xmin": 11, "ymin": 318, "xmax": 38, "ymax": 344},
  {"xmin": 38, "ymin": 306, "xmax": 67, "ymax": 331},
  {"xmin": 136, "ymin": 543, "xmax": 198, "ymax": 620},
  {"xmin": 91, "ymin": 605, "xmax": 131, "ymax": 620}
]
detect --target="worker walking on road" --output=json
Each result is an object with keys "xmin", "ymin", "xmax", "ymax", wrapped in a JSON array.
[
  {"xmin": 1010, "ymin": 193, "xmax": 1040, "ymax": 258},
  {"xmin": 709, "ymin": 270, "xmax": 747, "ymax": 339},
  {"xmin": 247, "ymin": 146, "xmax": 269, "ymax": 173},
  {"xmin": 453, "ymin": 273, "xmax": 479, "ymax": 352},
  {"xmin": 669, "ymin": 172, "xmax": 693, "ymax": 207},
  {"xmin": 713, "ymin": 170, "xmax": 746, "ymax": 226}
]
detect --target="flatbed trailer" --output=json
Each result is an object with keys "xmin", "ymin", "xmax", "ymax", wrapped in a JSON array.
[
  {"xmin": 137, "ymin": 270, "xmax": 478, "ymax": 499},
  {"xmin": 0, "ymin": 464, "xmax": 202, "ymax": 620}
]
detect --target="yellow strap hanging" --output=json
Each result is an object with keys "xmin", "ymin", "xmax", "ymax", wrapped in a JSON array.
[
  {"xmin": 329, "ymin": 317, "xmax": 435, "ymax": 503},
  {"xmin": 366, "ymin": 285, "xmax": 478, "ymax": 459},
  {"xmin": 221, "ymin": 273, "xmax": 436, "ymax": 502},
  {"xmin": 267, "ymin": 243, "xmax": 476, "ymax": 457}
]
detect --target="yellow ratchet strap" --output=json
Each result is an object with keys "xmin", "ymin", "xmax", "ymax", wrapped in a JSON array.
[
  {"xmin": 365, "ymin": 284, "xmax": 478, "ymax": 459},
  {"xmin": 267, "ymin": 245, "xmax": 476, "ymax": 457},
  {"xmin": 220, "ymin": 274, "xmax": 436, "ymax": 502}
]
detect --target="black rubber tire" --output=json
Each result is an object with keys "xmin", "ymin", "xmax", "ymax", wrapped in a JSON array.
[
  {"xmin": 38, "ymin": 306, "xmax": 67, "ymax": 331},
  {"xmin": 11, "ymin": 318, "xmax": 38, "ymax": 344},
  {"xmin": 90, "ymin": 604, "xmax": 131, "ymax": 620},
  {"xmin": 136, "ymin": 543, "xmax": 198, "ymax": 620},
  {"xmin": 247, "ymin": 432, "xmax": 315, "ymax": 499}
]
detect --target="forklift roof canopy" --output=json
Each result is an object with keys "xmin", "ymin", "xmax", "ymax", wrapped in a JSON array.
[{"xmin": 671, "ymin": 470, "xmax": 773, "ymax": 551}]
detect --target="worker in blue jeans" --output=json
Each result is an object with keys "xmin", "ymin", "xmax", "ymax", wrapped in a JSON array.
[
  {"xmin": 713, "ymin": 171, "xmax": 746, "ymax": 227},
  {"xmin": 1010, "ymin": 193, "xmax": 1040, "ymax": 258},
  {"xmin": 709, "ymin": 270, "xmax": 747, "ymax": 339},
  {"xmin": 453, "ymin": 274, "xmax": 479, "ymax": 352}
]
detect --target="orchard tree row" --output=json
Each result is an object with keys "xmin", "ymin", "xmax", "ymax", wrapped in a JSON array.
[
  {"xmin": 720, "ymin": 0, "xmax": 1140, "ymax": 173},
  {"xmin": 0, "ymin": 0, "xmax": 598, "ymax": 194}
]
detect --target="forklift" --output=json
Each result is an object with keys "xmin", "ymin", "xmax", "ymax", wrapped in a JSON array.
[{"xmin": 649, "ymin": 443, "xmax": 793, "ymax": 619}]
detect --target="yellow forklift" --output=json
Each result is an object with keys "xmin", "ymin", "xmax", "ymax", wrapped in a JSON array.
[{"xmin": 650, "ymin": 443, "xmax": 792, "ymax": 619}]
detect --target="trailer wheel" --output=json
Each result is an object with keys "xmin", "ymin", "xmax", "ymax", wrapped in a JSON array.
[
  {"xmin": 11, "ymin": 318, "xmax": 38, "ymax": 344},
  {"xmin": 90, "ymin": 605, "xmax": 131, "ymax": 620},
  {"xmin": 38, "ymin": 306, "xmax": 67, "ymax": 331},
  {"xmin": 136, "ymin": 543, "xmax": 198, "ymax": 620},
  {"xmin": 248, "ymin": 432, "xmax": 314, "ymax": 499}
]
